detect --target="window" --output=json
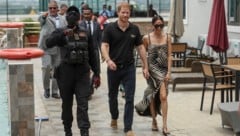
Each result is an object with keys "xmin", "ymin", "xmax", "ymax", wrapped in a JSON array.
[
  {"xmin": 0, "ymin": 0, "xmax": 38, "ymax": 15},
  {"xmin": 62, "ymin": 0, "xmax": 185, "ymax": 18},
  {"xmin": 0, "ymin": 0, "xmax": 186, "ymax": 20},
  {"xmin": 228, "ymin": 0, "xmax": 240, "ymax": 26}
]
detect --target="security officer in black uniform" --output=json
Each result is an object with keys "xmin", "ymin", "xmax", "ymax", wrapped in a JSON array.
[{"xmin": 46, "ymin": 6, "xmax": 100, "ymax": 136}]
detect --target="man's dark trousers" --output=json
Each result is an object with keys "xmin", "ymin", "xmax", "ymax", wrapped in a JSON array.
[
  {"xmin": 107, "ymin": 63, "xmax": 136, "ymax": 132},
  {"xmin": 56, "ymin": 63, "xmax": 91, "ymax": 132}
]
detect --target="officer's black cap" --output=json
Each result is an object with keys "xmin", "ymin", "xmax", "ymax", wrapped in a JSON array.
[
  {"xmin": 67, "ymin": 5, "xmax": 80, "ymax": 15},
  {"xmin": 66, "ymin": 6, "xmax": 80, "ymax": 26}
]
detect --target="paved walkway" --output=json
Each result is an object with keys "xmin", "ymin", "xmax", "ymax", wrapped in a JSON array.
[{"xmin": 33, "ymin": 58, "xmax": 236, "ymax": 136}]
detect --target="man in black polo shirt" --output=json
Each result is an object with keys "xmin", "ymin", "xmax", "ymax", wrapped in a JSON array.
[{"xmin": 101, "ymin": 2, "xmax": 149, "ymax": 136}]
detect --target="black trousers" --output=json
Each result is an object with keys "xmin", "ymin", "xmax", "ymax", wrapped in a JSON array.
[
  {"xmin": 107, "ymin": 64, "xmax": 136, "ymax": 132},
  {"xmin": 55, "ymin": 63, "xmax": 91, "ymax": 131}
]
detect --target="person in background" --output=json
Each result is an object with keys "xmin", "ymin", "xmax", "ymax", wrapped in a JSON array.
[
  {"xmin": 98, "ymin": 4, "xmax": 110, "ymax": 29},
  {"xmin": 130, "ymin": 5, "xmax": 136, "ymax": 17},
  {"xmin": 80, "ymin": 7, "xmax": 102, "ymax": 100},
  {"xmin": 80, "ymin": 2, "xmax": 89, "ymax": 21},
  {"xmin": 46, "ymin": 6, "xmax": 101, "ymax": 136},
  {"xmin": 58, "ymin": 3, "xmax": 68, "ymax": 16},
  {"xmin": 80, "ymin": 2, "xmax": 88, "ymax": 12},
  {"xmin": 108, "ymin": 5, "xmax": 115, "ymax": 17},
  {"xmin": 38, "ymin": 0, "xmax": 67, "ymax": 99},
  {"xmin": 99, "ymin": 4, "xmax": 110, "ymax": 18},
  {"xmin": 135, "ymin": 15, "xmax": 172, "ymax": 136},
  {"xmin": 148, "ymin": 4, "xmax": 158, "ymax": 17},
  {"xmin": 101, "ymin": 2, "xmax": 149, "ymax": 136},
  {"xmin": 97, "ymin": 15, "xmax": 108, "ymax": 31}
]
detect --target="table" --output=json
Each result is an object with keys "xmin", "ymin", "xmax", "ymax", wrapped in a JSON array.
[{"xmin": 222, "ymin": 65, "xmax": 240, "ymax": 101}]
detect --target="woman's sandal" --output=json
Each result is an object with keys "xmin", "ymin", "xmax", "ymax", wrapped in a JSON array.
[
  {"xmin": 162, "ymin": 128, "xmax": 170, "ymax": 136},
  {"xmin": 151, "ymin": 120, "xmax": 159, "ymax": 131}
]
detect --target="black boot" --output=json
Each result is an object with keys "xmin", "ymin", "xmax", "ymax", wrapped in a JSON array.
[
  {"xmin": 44, "ymin": 89, "xmax": 50, "ymax": 98},
  {"xmin": 64, "ymin": 128, "xmax": 72, "ymax": 136},
  {"xmin": 80, "ymin": 129, "xmax": 89, "ymax": 136}
]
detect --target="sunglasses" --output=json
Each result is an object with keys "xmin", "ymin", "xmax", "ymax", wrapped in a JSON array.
[
  {"xmin": 49, "ymin": 7, "xmax": 57, "ymax": 10},
  {"xmin": 154, "ymin": 24, "xmax": 164, "ymax": 29}
]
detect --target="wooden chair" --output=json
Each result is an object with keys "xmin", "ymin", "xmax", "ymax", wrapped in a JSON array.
[
  {"xmin": 227, "ymin": 57, "xmax": 240, "ymax": 65},
  {"xmin": 200, "ymin": 61, "xmax": 235, "ymax": 115},
  {"xmin": 187, "ymin": 37, "xmax": 205, "ymax": 58},
  {"xmin": 172, "ymin": 43, "xmax": 187, "ymax": 67},
  {"xmin": 211, "ymin": 57, "xmax": 240, "ymax": 102}
]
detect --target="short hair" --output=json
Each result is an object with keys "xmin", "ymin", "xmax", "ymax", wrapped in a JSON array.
[
  {"xmin": 81, "ymin": 3, "xmax": 89, "ymax": 12},
  {"xmin": 48, "ymin": 0, "xmax": 58, "ymax": 8},
  {"xmin": 83, "ymin": 7, "xmax": 93, "ymax": 13},
  {"xmin": 117, "ymin": 2, "xmax": 130, "ymax": 12},
  {"xmin": 66, "ymin": 6, "xmax": 80, "ymax": 24},
  {"xmin": 60, "ymin": 3, "xmax": 68, "ymax": 9},
  {"xmin": 149, "ymin": 4, "xmax": 153, "ymax": 8},
  {"xmin": 152, "ymin": 15, "xmax": 164, "ymax": 24}
]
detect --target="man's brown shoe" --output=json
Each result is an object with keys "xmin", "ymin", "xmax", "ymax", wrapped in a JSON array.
[
  {"xmin": 126, "ymin": 130, "xmax": 135, "ymax": 136},
  {"xmin": 110, "ymin": 119, "xmax": 117, "ymax": 129}
]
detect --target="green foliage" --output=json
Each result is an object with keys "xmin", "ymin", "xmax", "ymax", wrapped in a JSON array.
[
  {"xmin": 21, "ymin": 18, "xmax": 40, "ymax": 35},
  {"xmin": 21, "ymin": 18, "xmax": 35, "ymax": 22}
]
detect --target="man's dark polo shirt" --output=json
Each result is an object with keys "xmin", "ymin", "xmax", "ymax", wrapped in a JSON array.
[{"xmin": 102, "ymin": 21, "xmax": 142, "ymax": 65}]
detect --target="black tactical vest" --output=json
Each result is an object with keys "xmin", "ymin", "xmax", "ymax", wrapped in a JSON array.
[{"xmin": 63, "ymin": 29, "xmax": 89, "ymax": 64}]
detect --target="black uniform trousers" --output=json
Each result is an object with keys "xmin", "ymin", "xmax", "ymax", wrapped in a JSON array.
[{"xmin": 55, "ymin": 62, "xmax": 91, "ymax": 131}]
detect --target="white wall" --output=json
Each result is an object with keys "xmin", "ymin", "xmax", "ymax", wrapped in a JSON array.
[
  {"xmin": 179, "ymin": 0, "xmax": 213, "ymax": 47},
  {"xmin": 180, "ymin": 0, "xmax": 240, "ymax": 47}
]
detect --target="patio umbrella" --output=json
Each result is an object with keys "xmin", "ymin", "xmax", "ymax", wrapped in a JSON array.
[
  {"xmin": 206, "ymin": 0, "xmax": 229, "ymax": 64},
  {"xmin": 167, "ymin": 0, "xmax": 184, "ymax": 43}
]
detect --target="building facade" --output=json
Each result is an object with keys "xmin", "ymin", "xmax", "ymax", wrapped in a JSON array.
[
  {"xmin": 0, "ymin": 0, "xmax": 170, "ymax": 17},
  {"xmin": 0, "ymin": 0, "xmax": 239, "ymax": 49}
]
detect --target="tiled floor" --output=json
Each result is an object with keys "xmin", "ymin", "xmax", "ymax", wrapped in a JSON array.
[{"xmin": 31, "ymin": 58, "xmax": 237, "ymax": 136}]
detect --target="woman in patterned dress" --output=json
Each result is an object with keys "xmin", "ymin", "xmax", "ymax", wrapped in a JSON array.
[{"xmin": 135, "ymin": 15, "xmax": 172, "ymax": 135}]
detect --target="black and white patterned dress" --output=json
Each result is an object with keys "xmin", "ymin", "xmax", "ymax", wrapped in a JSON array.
[{"xmin": 135, "ymin": 38, "xmax": 168, "ymax": 117}]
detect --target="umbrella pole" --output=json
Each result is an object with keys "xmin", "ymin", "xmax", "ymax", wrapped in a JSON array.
[
  {"xmin": 219, "ymin": 52, "xmax": 227, "ymax": 64},
  {"xmin": 173, "ymin": 0, "xmax": 177, "ymax": 43}
]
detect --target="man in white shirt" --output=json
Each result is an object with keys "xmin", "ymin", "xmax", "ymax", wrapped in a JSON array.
[{"xmin": 80, "ymin": 7, "xmax": 102, "ymax": 99}]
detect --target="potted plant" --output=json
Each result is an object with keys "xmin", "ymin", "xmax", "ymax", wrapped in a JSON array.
[{"xmin": 21, "ymin": 18, "xmax": 40, "ymax": 47}]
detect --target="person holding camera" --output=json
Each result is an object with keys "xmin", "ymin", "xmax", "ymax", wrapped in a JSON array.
[{"xmin": 46, "ymin": 6, "xmax": 100, "ymax": 136}]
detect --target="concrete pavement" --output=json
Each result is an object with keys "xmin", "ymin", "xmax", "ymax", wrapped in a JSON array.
[{"xmin": 33, "ymin": 58, "xmax": 236, "ymax": 136}]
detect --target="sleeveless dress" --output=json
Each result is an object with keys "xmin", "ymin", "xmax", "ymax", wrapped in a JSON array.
[{"xmin": 135, "ymin": 35, "xmax": 168, "ymax": 117}]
